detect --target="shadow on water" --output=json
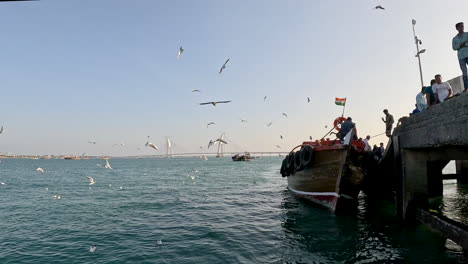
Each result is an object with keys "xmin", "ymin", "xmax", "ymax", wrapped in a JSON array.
[{"xmin": 279, "ymin": 189, "xmax": 468, "ymax": 264}]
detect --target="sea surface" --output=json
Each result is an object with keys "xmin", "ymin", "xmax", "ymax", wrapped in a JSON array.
[{"xmin": 0, "ymin": 157, "xmax": 467, "ymax": 264}]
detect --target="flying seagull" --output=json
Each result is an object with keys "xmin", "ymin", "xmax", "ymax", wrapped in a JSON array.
[
  {"xmin": 282, "ymin": 113, "xmax": 288, "ymax": 117},
  {"xmin": 240, "ymin": 119, "xmax": 247, "ymax": 123},
  {"xmin": 104, "ymin": 159, "xmax": 112, "ymax": 169},
  {"xmin": 36, "ymin": 167, "xmax": 44, "ymax": 173},
  {"xmin": 267, "ymin": 122, "xmax": 272, "ymax": 127},
  {"xmin": 309, "ymin": 136, "xmax": 313, "ymax": 140},
  {"xmin": 264, "ymin": 96, "xmax": 267, "ymax": 101},
  {"xmin": 145, "ymin": 141, "xmax": 159, "ymax": 150},
  {"xmin": 86, "ymin": 176, "xmax": 96, "ymax": 185},
  {"xmin": 208, "ymin": 140, "xmax": 214, "ymax": 149},
  {"xmin": 177, "ymin": 46, "xmax": 184, "ymax": 59},
  {"xmin": 192, "ymin": 89, "xmax": 201, "ymax": 93},
  {"xmin": 280, "ymin": 135, "xmax": 283, "ymax": 139},
  {"xmin": 374, "ymin": 5, "xmax": 385, "ymax": 10},
  {"xmin": 219, "ymin": 58, "xmax": 230, "ymax": 74},
  {"xmin": 0, "ymin": 126, "xmax": 4, "ymax": 134},
  {"xmin": 199, "ymin": 101, "xmax": 231, "ymax": 106},
  {"xmin": 88, "ymin": 140, "xmax": 96, "ymax": 144},
  {"xmin": 214, "ymin": 138, "xmax": 227, "ymax": 144},
  {"xmin": 276, "ymin": 145, "xmax": 281, "ymax": 149},
  {"xmin": 307, "ymin": 97, "xmax": 310, "ymax": 103},
  {"xmin": 207, "ymin": 122, "xmax": 215, "ymax": 127}
]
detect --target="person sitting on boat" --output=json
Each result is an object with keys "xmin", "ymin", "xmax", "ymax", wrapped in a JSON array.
[{"xmin": 339, "ymin": 117, "xmax": 355, "ymax": 140}]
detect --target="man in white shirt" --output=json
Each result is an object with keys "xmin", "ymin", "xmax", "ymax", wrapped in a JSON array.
[
  {"xmin": 363, "ymin": 135, "xmax": 372, "ymax": 151},
  {"xmin": 432, "ymin": 74, "xmax": 453, "ymax": 103},
  {"xmin": 416, "ymin": 87, "xmax": 427, "ymax": 111}
]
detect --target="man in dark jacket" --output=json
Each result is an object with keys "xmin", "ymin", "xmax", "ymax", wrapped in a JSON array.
[{"xmin": 339, "ymin": 117, "xmax": 355, "ymax": 140}]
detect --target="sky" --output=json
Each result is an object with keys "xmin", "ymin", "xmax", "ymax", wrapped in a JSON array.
[{"xmin": 0, "ymin": 0, "xmax": 467, "ymax": 156}]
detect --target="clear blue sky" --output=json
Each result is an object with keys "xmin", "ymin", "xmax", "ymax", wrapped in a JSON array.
[{"xmin": 0, "ymin": 0, "xmax": 467, "ymax": 156}]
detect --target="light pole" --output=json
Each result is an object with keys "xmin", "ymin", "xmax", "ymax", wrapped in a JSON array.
[{"xmin": 412, "ymin": 19, "xmax": 425, "ymax": 88}]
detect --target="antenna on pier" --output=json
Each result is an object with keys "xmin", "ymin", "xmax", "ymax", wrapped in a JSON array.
[{"xmin": 166, "ymin": 137, "xmax": 173, "ymax": 158}]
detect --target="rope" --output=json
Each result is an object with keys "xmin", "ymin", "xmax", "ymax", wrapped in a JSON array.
[{"xmin": 370, "ymin": 132, "xmax": 386, "ymax": 138}]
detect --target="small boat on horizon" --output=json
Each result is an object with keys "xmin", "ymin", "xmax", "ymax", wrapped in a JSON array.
[{"xmin": 232, "ymin": 152, "xmax": 255, "ymax": 161}]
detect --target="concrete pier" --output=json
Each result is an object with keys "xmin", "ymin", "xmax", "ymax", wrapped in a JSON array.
[{"xmin": 376, "ymin": 83, "xmax": 468, "ymax": 251}]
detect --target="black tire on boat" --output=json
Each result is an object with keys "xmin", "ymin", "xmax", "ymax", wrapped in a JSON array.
[
  {"xmin": 294, "ymin": 151, "xmax": 303, "ymax": 171},
  {"xmin": 301, "ymin": 145, "xmax": 314, "ymax": 168},
  {"xmin": 280, "ymin": 158, "xmax": 287, "ymax": 177},
  {"xmin": 286, "ymin": 152, "xmax": 295, "ymax": 172}
]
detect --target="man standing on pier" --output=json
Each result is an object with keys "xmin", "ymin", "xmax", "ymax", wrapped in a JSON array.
[
  {"xmin": 433, "ymin": 74, "xmax": 453, "ymax": 103},
  {"xmin": 382, "ymin": 109, "xmax": 394, "ymax": 138},
  {"xmin": 452, "ymin": 22, "xmax": 468, "ymax": 92}
]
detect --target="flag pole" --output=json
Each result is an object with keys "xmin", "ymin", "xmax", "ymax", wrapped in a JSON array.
[{"xmin": 341, "ymin": 97, "xmax": 347, "ymax": 117}]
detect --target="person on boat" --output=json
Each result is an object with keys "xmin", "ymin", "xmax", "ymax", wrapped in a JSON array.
[
  {"xmin": 339, "ymin": 117, "xmax": 355, "ymax": 140},
  {"xmin": 382, "ymin": 109, "xmax": 394, "ymax": 138},
  {"xmin": 363, "ymin": 135, "xmax": 372, "ymax": 151},
  {"xmin": 376, "ymin": 143, "xmax": 384, "ymax": 161}
]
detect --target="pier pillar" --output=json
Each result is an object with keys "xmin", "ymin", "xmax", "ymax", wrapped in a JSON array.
[
  {"xmin": 400, "ymin": 149, "xmax": 429, "ymax": 221},
  {"xmin": 427, "ymin": 160, "xmax": 448, "ymax": 198},
  {"xmin": 456, "ymin": 160, "xmax": 468, "ymax": 184}
]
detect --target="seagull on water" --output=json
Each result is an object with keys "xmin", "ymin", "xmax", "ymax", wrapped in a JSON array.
[
  {"xmin": 282, "ymin": 113, "xmax": 288, "ymax": 117},
  {"xmin": 104, "ymin": 159, "xmax": 112, "ymax": 169},
  {"xmin": 207, "ymin": 122, "xmax": 215, "ymax": 127},
  {"xmin": 36, "ymin": 167, "xmax": 44, "ymax": 173},
  {"xmin": 89, "ymin": 245, "xmax": 97, "ymax": 253},
  {"xmin": 177, "ymin": 46, "xmax": 184, "ymax": 59},
  {"xmin": 87, "ymin": 176, "xmax": 96, "ymax": 185},
  {"xmin": 1, "ymin": 182, "xmax": 6, "ymax": 185},
  {"xmin": 219, "ymin": 58, "xmax": 230, "ymax": 74},
  {"xmin": 374, "ymin": 5, "xmax": 385, "ymax": 10},
  {"xmin": 52, "ymin": 195, "xmax": 61, "ymax": 199},
  {"xmin": 156, "ymin": 239, "xmax": 163, "ymax": 248},
  {"xmin": 199, "ymin": 101, "xmax": 231, "ymax": 106},
  {"xmin": 145, "ymin": 141, "xmax": 159, "ymax": 150},
  {"xmin": 192, "ymin": 89, "xmax": 201, "ymax": 93}
]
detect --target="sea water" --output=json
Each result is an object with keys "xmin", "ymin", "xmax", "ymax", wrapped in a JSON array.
[{"xmin": 0, "ymin": 157, "xmax": 467, "ymax": 263}]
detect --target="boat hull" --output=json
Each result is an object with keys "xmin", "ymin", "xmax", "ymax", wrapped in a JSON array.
[{"xmin": 285, "ymin": 147, "xmax": 364, "ymax": 212}]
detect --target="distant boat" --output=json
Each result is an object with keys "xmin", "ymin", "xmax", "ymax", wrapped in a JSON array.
[
  {"xmin": 232, "ymin": 152, "xmax": 255, "ymax": 161},
  {"xmin": 63, "ymin": 156, "xmax": 79, "ymax": 160}
]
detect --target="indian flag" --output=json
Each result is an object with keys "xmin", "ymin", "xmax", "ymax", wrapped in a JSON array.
[{"xmin": 335, "ymin": 97, "xmax": 346, "ymax": 106}]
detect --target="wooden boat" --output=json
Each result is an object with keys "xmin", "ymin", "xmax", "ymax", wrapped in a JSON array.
[
  {"xmin": 280, "ymin": 126, "xmax": 374, "ymax": 213},
  {"xmin": 232, "ymin": 152, "xmax": 255, "ymax": 161}
]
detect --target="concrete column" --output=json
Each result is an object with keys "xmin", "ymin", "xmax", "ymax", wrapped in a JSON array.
[
  {"xmin": 400, "ymin": 149, "xmax": 429, "ymax": 221},
  {"xmin": 456, "ymin": 160, "xmax": 468, "ymax": 184},
  {"xmin": 427, "ymin": 160, "xmax": 448, "ymax": 197}
]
